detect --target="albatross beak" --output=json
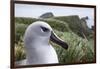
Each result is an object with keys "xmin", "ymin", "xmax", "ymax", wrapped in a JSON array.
[{"xmin": 50, "ymin": 31, "xmax": 68, "ymax": 49}]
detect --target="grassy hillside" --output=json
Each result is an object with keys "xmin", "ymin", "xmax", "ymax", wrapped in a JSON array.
[{"xmin": 15, "ymin": 15, "xmax": 95, "ymax": 64}]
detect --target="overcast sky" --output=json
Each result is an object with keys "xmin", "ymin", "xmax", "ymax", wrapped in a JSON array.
[{"xmin": 15, "ymin": 4, "xmax": 94, "ymax": 28}]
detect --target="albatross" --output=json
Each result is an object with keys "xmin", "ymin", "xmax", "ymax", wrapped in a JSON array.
[{"xmin": 16, "ymin": 21, "xmax": 68, "ymax": 65}]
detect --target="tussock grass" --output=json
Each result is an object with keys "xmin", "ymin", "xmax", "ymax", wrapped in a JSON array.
[{"xmin": 52, "ymin": 30, "xmax": 94, "ymax": 64}]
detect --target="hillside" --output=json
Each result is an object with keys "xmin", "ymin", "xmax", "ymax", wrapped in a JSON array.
[{"xmin": 15, "ymin": 15, "xmax": 92, "ymax": 39}]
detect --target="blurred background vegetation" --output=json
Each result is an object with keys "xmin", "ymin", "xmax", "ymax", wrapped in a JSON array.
[{"xmin": 15, "ymin": 14, "xmax": 95, "ymax": 64}]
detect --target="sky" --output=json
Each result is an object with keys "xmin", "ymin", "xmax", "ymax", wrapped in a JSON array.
[{"xmin": 15, "ymin": 4, "xmax": 95, "ymax": 28}]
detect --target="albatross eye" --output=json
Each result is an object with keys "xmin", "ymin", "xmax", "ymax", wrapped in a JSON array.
[{"xmin": 40, "ymin": 26, "xmax": 49, "ymax": 32}]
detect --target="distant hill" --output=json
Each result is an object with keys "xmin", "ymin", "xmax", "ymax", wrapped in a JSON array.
[{"xmin": 39, "ymin": 12, "xmax": 54, "ymax": 19}]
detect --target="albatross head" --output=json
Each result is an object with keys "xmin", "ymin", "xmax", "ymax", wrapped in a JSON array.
[
  {"xmin": 22, "ymin": 21, "xmax": 68, "ymax": 64},
  {"xmin": 24, "ymin": 21, "xmax": 68, "ymax": 49}
]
